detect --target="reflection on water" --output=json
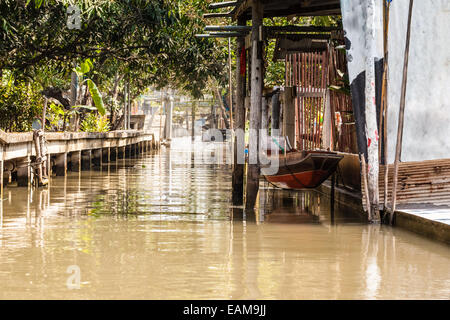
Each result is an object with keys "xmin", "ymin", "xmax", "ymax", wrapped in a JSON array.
[{"xmin": 0, "ymin": 137, "xmax": 449, "ymax": 299}]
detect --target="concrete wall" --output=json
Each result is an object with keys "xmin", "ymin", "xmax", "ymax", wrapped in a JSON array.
[
  {"xmin": 340, "ymin": 0, "xmax": 384, "ymax": 159},
  {"xmin": 387, "ymin": 0, "xmax": 450, "ymax": 163}
]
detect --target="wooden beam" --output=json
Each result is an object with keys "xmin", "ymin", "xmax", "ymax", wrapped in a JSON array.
[
  {"xmin": 266, "ymin": 25, "xmax": 339, "ymax": 33},
  {"xmin": 203, "ymin": 12, "xmax": 233, "ymax": 18},
  {"xmin": 204, "ymin": 25, "xmax": 338, "ymax": 35},
  {"xmin": 209, "ymin": 1, "xmax": 238, "ymax": 10},
  {"xmin": 234, "ymin": 3, "xmax": 341, "ymax": 20},
  {"xmin": 204, "ymin": 25, "xmax": 251, "ymax": 32},
  {"xmin": 195, "ymin": 33, "xmax": 245, "ymax": 38}
]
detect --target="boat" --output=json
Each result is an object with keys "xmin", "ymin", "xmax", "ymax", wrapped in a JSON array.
[{"xmin": 261, "ymin": 146, "xmax": 344, "ymax": 190}]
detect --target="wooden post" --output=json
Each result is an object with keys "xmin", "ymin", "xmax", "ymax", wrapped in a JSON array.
[
  {"xmin": 102, "ymin": 148, "xmax": 109, "ymax": 163},
  {"xmin": 391, "ymin": 0, "xmax": 414, "ymax": 224},
  {"xmin": 92, "ymin": 149, "xmax": 102, "ymax": 166},
  {"xmin": 232, "ymin": 16, "xmax": 247, "ymax": 205},
  {"xmin": 124, "ymin": 82, "xmax": 128, "ymax": 130},
  {"xmin": 323, "ymin": 90, "xmax": 332, "ymax": 150},
  {"xmin": 360, "ymin": 153, "xmax": 372, "ymax": 220},
  {"xmin": 330, "ymin": 172, "xmax": 336, "ymax": 224},
  {"xmin": 228, "ymin": 37, "xmax": 233, "ymax": 130},
  {"xmin": 261, "ymin": 96, "xmax": 269, "ymax": 133},
  {"xmin": 55, "ymin": 153, "xmax": 67, "ymax": 177},
  {"xmin": 381, "ymin": 0, "xmax": 391, "ymax": 213},
  {"xmin": 165, "ymin": 95, "xmax": 173, "ymax": 141},
  {"xmin": 283, "ymin": 87, "xmax": 296, "ymax": 148},
  {"xmin": 364, "ymin": 0, "xmax": 381, "ymax": 222},
  {"xmin": 0, "ymin": 157, "xmax": 3, "ymax": 225},
  {"xmin": 69, "ymin": 151, "xmax": 81, "ymax": 172},
  {"xmin": 33, "ymin": 130, "xmax": 44, "ymax": 185},
  {"xmin": 271, "ymin": 91, "xmax": 280, "ymax": 133},
  {"xmin": 191, "ymin": 101, "xmax": 196, "ymax": 142},
  {"xmin": 168, "ymin": 96, "xmax": 173, "ymax": 140},
  {"xmin": 41, "ymin": 98, "xmax": 48, "ymax": 177},
  {"xmin": 214, "ymin": 86, "xmax": 230, "ymax": 129},
  {"xmin": 127, "ymin": 79, "xmax": 131, "ymax": 130},
  {"xmin": 245, "ymin": 1, "xmax": 263, "ymax": 209},
  {"xmin": 81, "ymin": 150, "xmax": 91, "ymax": 170}
]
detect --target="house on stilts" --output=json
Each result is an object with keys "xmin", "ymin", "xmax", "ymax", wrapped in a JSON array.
[{"xmin": 201, "ymin": 0, "xmax": 450, "ymax": 238}]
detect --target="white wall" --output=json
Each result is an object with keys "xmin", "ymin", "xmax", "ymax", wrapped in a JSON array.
[{"xmin": 387, "ymin": 0, "xmax": 450, "ymax": 163}]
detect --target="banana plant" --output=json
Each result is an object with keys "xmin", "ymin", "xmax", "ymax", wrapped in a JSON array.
[{"xmin": 72, "ymin": 58, "xmax": 106, "ymax": 116}]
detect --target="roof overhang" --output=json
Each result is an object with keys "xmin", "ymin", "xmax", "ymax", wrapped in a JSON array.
[{"xmin": 231, "ymin": 0, "xmax": 341, "ymax": 20}]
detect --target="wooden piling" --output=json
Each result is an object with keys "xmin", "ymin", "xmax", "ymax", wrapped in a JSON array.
[
  {"xmin": 261, "ymin": 96, "xmax": 269, "ymax": 134},
  {"xmin": 360, "ymin": 153, "xmax": 372, "ymax": 221},
  {"xmin": 391, "ymin": 0, "xmax": 414, "ymax": 224},
  {"xmin": 271, "ymin": 91, "xmax": 280, "ymax": 133},
  {"xmin": 283, "ymin": 87, "xmax": 296, "ymax": 147},
  {"xmin": 70, "ymin": 151, "xmax": 81, "ymax": 172},
  {"xmin": 102, "ymin": 148, "xmax": 109, "ymax": 164},
  {"xmin": 81, "ymin": 150, "xmax": 91, "ymax": 170},
  {"xmin": 382, "ymin": 0, "xmax": 391, "ymax": 212},
  {"xmin": 92, "ymin": 149, "xmax": 102, "ymax": 167},
  {"xmin": 191, "ymin": 101, "xmax": 196, "ymax": 142},
  {"xmin": 0, "ymin": 158, "xmax": 3, "ymax": 206},
  {"xmin": 232, "ymin": 16, "xmax": 247, "ymax": 206},
  {"xmin": 110, "ymin": 147, "xmax": 117, "ymax": 162},
  {"xmin": 228, "ymin": 37, "xmax": 233, "ymax": 130},
  {"xmin": 245, "ymin": 1, "xmax": 264, "ymax": 210},
  {"xmin": 55, "ymin": 153, "xmax": 67, "ymax": 177}
]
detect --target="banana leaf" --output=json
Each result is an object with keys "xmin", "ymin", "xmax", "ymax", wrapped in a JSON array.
[{"xmin": 86, "ymin": 79, "xmax": 105, "ymax": 116}]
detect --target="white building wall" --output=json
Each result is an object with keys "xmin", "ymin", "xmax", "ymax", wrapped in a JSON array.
[{"xmin": 387, "ymin": 0, "xmax": 450, "ymax": 163}]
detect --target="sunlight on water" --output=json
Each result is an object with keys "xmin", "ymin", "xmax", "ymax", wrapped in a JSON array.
[{"xmin": 0, "ymin": 138, "xmax": 449, "ymax": 299}]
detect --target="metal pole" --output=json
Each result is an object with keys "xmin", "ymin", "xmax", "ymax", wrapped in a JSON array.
[{"xmin": 390, "ymin": 0, "xmax": 414, "ymax": 224}]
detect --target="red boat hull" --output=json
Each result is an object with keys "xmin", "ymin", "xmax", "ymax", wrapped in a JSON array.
[{"xmin": 261, "ymin": 150, "xmax": 343, "ymax": 190}]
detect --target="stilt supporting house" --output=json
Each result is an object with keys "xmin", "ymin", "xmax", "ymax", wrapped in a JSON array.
[
  {"xmin": 245, "ymin": 1, "xmax": 264, "ymax": 210},
  {"xmin": 232, "ymin": 17, "xmax": 247, "ymax": 206}
]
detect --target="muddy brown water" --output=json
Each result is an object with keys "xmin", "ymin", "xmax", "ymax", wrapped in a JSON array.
[{"xmin": 0, "ymin": 137, "xmax": 449, "ymax": 299}]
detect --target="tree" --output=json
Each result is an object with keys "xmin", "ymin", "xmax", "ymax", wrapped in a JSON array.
[{"xmin": 0, "ymin": 0, "xmax": 226, "ymax": 131}]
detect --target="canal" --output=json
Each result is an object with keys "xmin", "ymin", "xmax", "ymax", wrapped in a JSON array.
[{"xmin": 0, "ymin": 137, "xmax": 449, "ymax": 299}]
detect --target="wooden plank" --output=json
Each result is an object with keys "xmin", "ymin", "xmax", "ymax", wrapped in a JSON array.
[
  {"xmin": 209, "ymin": 1, "xmax": 238, "ymax": 10},
  {"xmin": 203, "ymin": 12, "xmax": 233, "ymax": 18}
]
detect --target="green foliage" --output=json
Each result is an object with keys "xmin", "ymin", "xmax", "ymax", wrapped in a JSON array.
[
  {"xmin": 80, "ymin": 113, "xmax": 110, "ymax": 132},
  {"xmin": 46, "ymin": 102, "xmax": 65, "ymax": 131},
  {"xmin": 0, "ymin": 77, "xmax": 42, "ymax": 131},
  {"xmin": 263, "ymin": 16, "xmax": 342, "ymax": 88},
  {"xmin": 0, "ymin": 0, "xmax": 224, "ymax": 99},
  {"xmin": 86, "ymin": 79, "xmax": 105, "ymax": 116}
]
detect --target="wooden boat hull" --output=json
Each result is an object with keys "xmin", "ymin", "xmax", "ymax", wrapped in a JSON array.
[{"xmin": 261, "ymin": 151, "xmax": 343, "ymax": 190}]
